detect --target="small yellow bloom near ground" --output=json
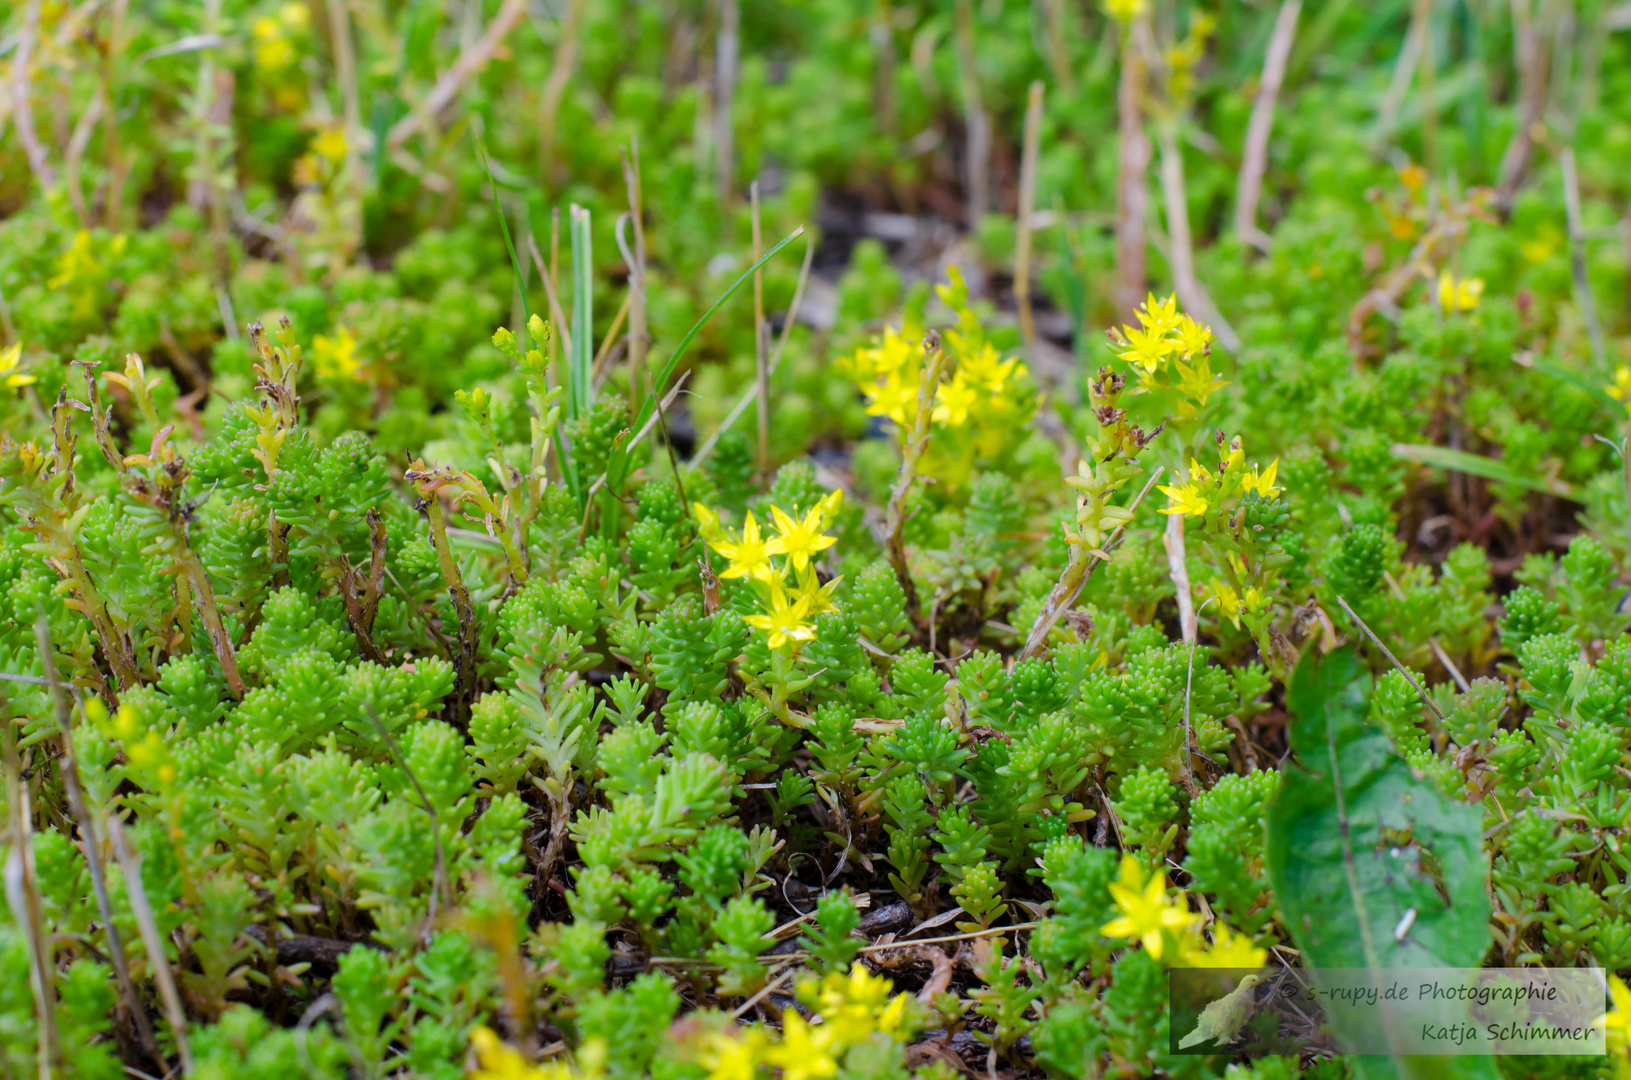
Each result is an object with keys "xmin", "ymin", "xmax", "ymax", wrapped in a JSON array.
[
  {"xmin": 694, "ymin": 964, "xmax": 919, "ymax": 1080},
  {"xmin": 1211, "ymin": 579, "xmax": 1266, "ymax": 630},
  {"xmin": 48, "ymin": 229, "xmax": 128, "ymax": 320},
  {"xmin": 1105, "ymin": 294, "xmax": 1226, "ymax": 418},
  {"xmin": 313, "ymin": 126, "xmax": 349, "ymax": 165},
  {"xmin": 1175, "ymin": 920, "xmax": 1269, "ymax": 969},
  {"xmin": 1599, "ymin": 976, "xmax": 1631, "ymax": 1077},
  {"xmin": 1608, "ymin": 367, "xmax": 1631, "ymax": 415},
  {"xmin": 1102, "ymin": 855, "xmax": 1197, "ymax": 959},
  {"xmin": 311, "ymin": 327, "xmax": 363, "ymax": 380},
  {"xmin": 744, "ymin": 577, "xmax": 818, "ymax": 648},
  {"xmin": 469, "ymin": 1027, "xmax": 598, "ymax": 1080},
  {"xmin": 1437, "ymin": 272, "xmax": 1485, "ymax": 313},
  {"xmin": 1103, "ymin": 0, "xmax": 1147, "ymax": 21},
  {"xmin": 0, "ymin": 343, "xmax": 36, "ymax": 388}
]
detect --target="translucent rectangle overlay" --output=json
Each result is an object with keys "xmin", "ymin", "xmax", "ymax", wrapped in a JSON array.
[{"xmin": 1169, "ymin": 967, "xmax": 1607, "ymax": 1057}]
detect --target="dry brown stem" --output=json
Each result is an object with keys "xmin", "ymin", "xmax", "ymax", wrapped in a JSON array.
[
  {"xmin": 1235, "ymin": 0, "xmax": 1301, "ymax": 252},
  {"xmin": 387, "ymin": 0, "xmax": 528, "ymax": 149}
]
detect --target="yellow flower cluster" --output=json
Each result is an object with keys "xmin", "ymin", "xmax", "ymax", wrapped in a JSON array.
[
  {"xmin": 840, "ymin": 326, "xmax": 1024, "ymax": 432},
  {"xmin": 465, "ymin": 967, "xmax": 915, "ymax": 1080},
  {"xmin": 836, "ymin": 269, "xmax": 1036, "ymax": 484},
  {"xmin": 311, "ymin": 326, "xmax": 364, "ymax": 381},
  {"xmin": 1101, "ymin": 856, "xmax": 1267, "ymax": 969},
  {"xmin": 1211, "ymin": 579, "xmax": 1267, "ymax": 630},
  {"xmin": 1108, "ymin": 293, "xmax": 1225, "ymax": 419},
  {"xmin": 696, "ymin": 491, "xmax": 844, "ymax": 649},
  {"xmin": 1158, "ymin": 436, "xmax": 1281, "ymax": 521},
  {"xmin": 1610, "ymin": 367, "xmax": 1631, "ymax": 415},
  {"xmin": 1436, "ymin": 272, "xmax": 1484, "ymax": 313},
  {"xmin": 48, "ymin": 229, "xmax": 128, "ymax": 320},
  {"xmin": 702, "ymin": 964, "xmax": 917, "ymax": 1080},
  {"xmin": 251, "ymin": 2, "xmax": 310, "ymax": 109},
  {"xmin": 87, "ymin": 699, "xmax": 176, "ymax": 788}
]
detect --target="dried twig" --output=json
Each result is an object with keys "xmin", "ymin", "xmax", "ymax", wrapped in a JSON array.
[
  {"xmin": 1497, "ymin": 0, "xmax": 1548, "ymax": 213},
  {"xmin": 1332, "ymin": 594, "xmax": 1445, "ymax": 720},
  {"xmin": 1014, "ymin": 81, "xmax": 1044, "ymax": 347},
  {"xmin": 751, "ymin": 180, "xmax": 770, "ymax": 477},
  {"xmin": 1114, "ymin": 14, "xmax": 1151, "ymax": 321},
  {"xmin": 620, "ymin": 137, "xmax": 649, "ymax": 412},
  {"xmin": 2, "ymin": 753, "xmax": 61, "ymax": 1078},
  {"xmin": 105, "ymin": 813, "xmax": 193, "ymax": 1074},
  {"xmin": 35, "ymin": 618, "xmax": 161, "ymax": 1064},
  {"xmin": 12, "ymin": 0, "xmax": 56, "ymax": 188},
  {"xmin": 1561, "ymin": 147, "xmax": 1607, "ymax": 367},
  {"xmin": 1156, "ymin": 119, "xmax": 1240, "ymax": 352},
  {"xmin": 714, "ymin": 0, "xmax": 739, "ymax": 206},
  {"xmin": 1235, "ymin": 0, "xmax": 1300, "ymax": 252},
  {"xmin": 953, "ymin": 0, "xmax": 989, "ymax": 228},
  {"xmin": 1164, "ymin": 510, "xmax": 1196, "ymax": 643},
  {"xmin": 536, "ymin": 0, "xmax": 581, "ymax": 180},
  {"xmin": 883, "ymin": 334, "xmax": 948, "ymax": 620},
  {"xmin": 387, "ymin": 0, "xmax": 528, "ymax": 149},
  {"xmin": 691, "ymin": 238, "xmax": 814, "ymax": 465}
]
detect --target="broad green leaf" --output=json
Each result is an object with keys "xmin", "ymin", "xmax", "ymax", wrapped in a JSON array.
[{"xmin": 1266, "ymin": 647, "xmax": 1495, "ymax": 1080}]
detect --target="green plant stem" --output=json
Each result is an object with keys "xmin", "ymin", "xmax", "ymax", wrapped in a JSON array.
[{"xmin": 883, "ymin": 333, "xmax": 948, "ymax": 623}]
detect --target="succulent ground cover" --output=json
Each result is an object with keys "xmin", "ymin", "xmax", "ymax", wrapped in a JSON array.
[{"xmin": 6, "ymin": 0, "xmax": 1631, "ymax": 1078}]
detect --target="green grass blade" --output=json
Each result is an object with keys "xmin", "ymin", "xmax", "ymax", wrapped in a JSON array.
[
  {"xmin": 569, "ymin": 204, "xmax": 593, "ymax": 421},
  {"xmin": 475, "ymin": 136, "xmax": 534, "ymax": 356},
  {"xmin": 607, "ymin": 225, "xmax": 805, "ymax": 488},
  {"xmin": 1390, "ymin": 442, "xmax": 1574, "ymax": 498},
  {"xmin": 1527, "ymin": 357, "xmax": 1622, "ymax": 412},
  {"xmin": 477, "ymin": 135, "xmax": 579, "ymax": 501}
]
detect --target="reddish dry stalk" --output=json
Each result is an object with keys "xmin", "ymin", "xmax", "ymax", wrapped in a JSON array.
[
  {"xmin": 714, "ymin": 0, "xmax": 739, "ymax": 207},
  {"xmin": 11, "ymin": 0, "xmax": 57, "ymax": 189},
  {"xmin": 1156, "ymin": 119, "xmax": 1241, "ymax": 352},
  {"xmin": 1235, "ymin": 0, "xmax": 1301, "ymax": 252},
  {"xmin": 953, "ymin": 0, "xmax": 990, "ymax": 229},
  {"xmin": 538, "ymin": 0, "xmax": 582, "ymax": 182},
  {"xmin": 1497, "ymin": 0, "xmax": 1548, "ymax": 214},
  {"xmin": 1015, "ymin": 81, "xmax": 1044, "ymax": 348},
  {"xmin": 1115, "ymin": 16, "xmax": 1151, "ymax": 323},
  {"xmin": 387, "ymin": 0, "xmax": 528, "ymax": 149}
]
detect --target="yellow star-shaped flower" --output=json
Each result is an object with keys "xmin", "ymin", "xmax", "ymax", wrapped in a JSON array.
[
  {"xmin": 745, "ymin": 578, "xmax": 817, "ymax": 648},
  {"xmin": 1173, "ymin": 314, "xmax": 1214, "ymax": 357},
  {"xmin": 0, "ymin": 342, "xmax": 35, "ymax": 388},
  {"xmin": 1159, "ymin": 479, "xmax": 1210, "ymax": 519},
  {"xmin": 1239, "ymin": 458, "xmax": 1281, "ymax": 500},
  {"xmin": 933, "ymin": 374, "xmax": 980, "ymax": 427},
  {"xmin": 1138, "ymin": 293, "xmax": 1181, "ymax": 336},
  {"xmin": 1101, "ymin": 855, "xmax": 1195, "ymax": 959},
  {"xmin": 766, "ymin": 505, "xmax": 837, "ymax": 573},
  {"xmin": 863, "ymin": 370, "xmax": 919, "ymax": 427},
  {"xmin": 1115, "ymin": 323, "xmax": 1174, "ymax": 374},
  {"xmin": 710, "ymin": 511, "xmax": 776, "ymax": 582},
  {"xmin": 703, "ymin": 1029, "xmax": 768, "ymax": 1080},
  {"xmin": 762, "ymin": 1013, "xmax": 838, "ymax": 1080},
  {"xmin": 1437, "ymin": 272, "xmax": 1484, "ymax": 313}
]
